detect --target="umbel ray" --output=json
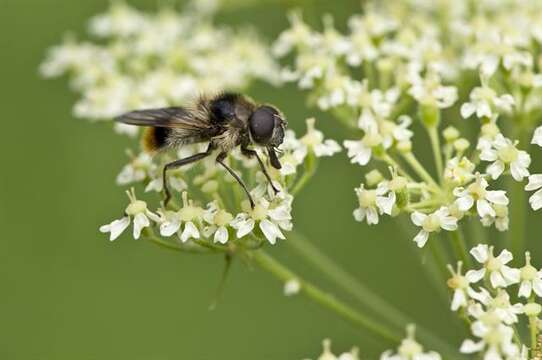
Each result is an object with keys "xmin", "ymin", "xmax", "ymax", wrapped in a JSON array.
[{"xmin": 115, "ymin": 92, "xmax": 288, "ymax": 208}]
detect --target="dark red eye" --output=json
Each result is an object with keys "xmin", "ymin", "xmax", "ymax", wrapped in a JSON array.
[{"xmin": 249, "ymin": 106, "xmax": 277, "ymax": 144}]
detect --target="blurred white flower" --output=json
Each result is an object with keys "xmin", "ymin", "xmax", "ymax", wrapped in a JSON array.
[
  {"xmin": 525, "ymin": 174, "xmax": 542, "ymax": 210},
  {"xmin": 283, "ymin": 279, "xmax": 301, "ymax": 296},
  {"xmin": 300, "ymin": 118, "xmax": 341, "ymax": 157},
  {"xmin": 460, "ymin": 86, "xmax": 514, "ymax": 119},
  {"xmin": 380, "ymin": 325, "xmax": 441, "ymax": 360},
  {"xmin": 202, "ymin": 202, "xmax": 234, "ymax": 244}
]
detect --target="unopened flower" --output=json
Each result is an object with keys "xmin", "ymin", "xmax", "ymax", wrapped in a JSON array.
[
  {"xmin": 466, "ymin": 245, "xmax": 520, "ymax": 288},
  {"xmin": 99, "ymin": 188, "xmax": 158, "ymax": 240},
  {"xmin": 283, "ymin": 279, "xmax": 301, "ymax": 296},
  {"xmin": 410, "ymin": 207, "xmax": 458, "ymax": 248}
]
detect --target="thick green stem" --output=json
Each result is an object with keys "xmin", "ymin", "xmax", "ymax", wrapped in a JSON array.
[
  {"xmin": 530, "ymin": 315, "xmax": 538, "ymax": 356},
  {"xmin": 287, "ymin": 231, "xmax": 461, "ymax": 359},
  {"xmin": 250, "ymin": 249, "xmax": 400, "ymax": 343}
]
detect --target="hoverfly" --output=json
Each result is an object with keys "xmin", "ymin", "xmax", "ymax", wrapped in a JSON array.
[{"xmin": 115, "ymin": 93, "xmax": 287, "ymax": 208}]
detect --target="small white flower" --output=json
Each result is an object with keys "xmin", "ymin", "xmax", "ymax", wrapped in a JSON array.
[
  {"xmin": 460, "ymin": 323, "xmax": 519, "ymax": 360},
  {"xmin": 408, "ymin": 70, "xmax": 458, "ymax": 109},
  {"xmin": 460, "ymin": 85, "xmax": 514, "ymax": 119},
  {"xmin": 299, "ymin": 118, "xmax": 341, "ymax": 157},
  {"xmin": 479, "ymin": 134, "xmax": 530, "ymax": 181},
  {"xmin": 453, "ymin": 174, "xmax": 509, "ymax": 218},
  {"xmin": 446, "ymin": 262, "xmax": 475, "ymax": 311},
  {"xmin": 518, "ymin": 252, "xmax": 542, "ymax": 298},
  {"xmin": 99, "ymin": 188, "xmax": 158, "ymax": 240},
  {"xmin": 466, "ymin": 245, "xmax": 520, "ymax": 288},
  {"xmin": 202, "ymin": 202, "xmax": 234, "ymax": 244},
  {"xmin": 353, "ymin": 184, "xmax": 389, "ymax": 225},
  {"xmin": 380, "ymin": 325, "xmax": 441, "ymax": 360},
  {"xmin": 525, "ymin": 174, "xmax": 542, "ymax": 210},
  {"xmin": 283, "ymin": 279, "xmax": 301, "ymax": 296},
  {"xmin": 410, "ymin": 207, "xmax": 458, "ymax": 248},
  {"xmin": 444, "ymin": 157, "xmax": 475, "ymax": 185},
  {"xmin": 532, "ymin": 126, "xmax": 542, "ymax": 147},
  {"xmin": 231, "ymin": 194, "xmax": 292, "ymax": 245},
  {"xmin": 277, "ymin": 129, "xmax": 307, "ymax": 176},
  {"xmin": 344, "ymin": 130, "xmax": 382, "ymax": 166}
]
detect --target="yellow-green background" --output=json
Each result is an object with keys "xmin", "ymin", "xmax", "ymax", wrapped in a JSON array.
[{"xmin": 2, "ymin": 0, "xmax": 540, "ymax": 359}]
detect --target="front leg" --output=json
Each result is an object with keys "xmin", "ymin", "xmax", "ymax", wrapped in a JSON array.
[
  {"xmin": 216, "ymin": 152, "xmax": 255, "ymax": 209},
  {"xmin": 241, "ymin": 146, "xmax": 280, "ymax": 194}
]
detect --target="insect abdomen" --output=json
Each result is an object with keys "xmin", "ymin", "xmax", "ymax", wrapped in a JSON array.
[{"xmin": 142, "ymin": 127, "xmax": 171, "ymax": 152}]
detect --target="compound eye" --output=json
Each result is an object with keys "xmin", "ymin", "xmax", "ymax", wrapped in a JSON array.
[{"xmin": 249, "ymin": 106, "xmax": 277, "ymax": 144}]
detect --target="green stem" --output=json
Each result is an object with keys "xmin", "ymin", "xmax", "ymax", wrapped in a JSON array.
[
  {"xmin": 250, "ymin": 249, "xmax": 400, "ymax": 343},
  {"xmin": 508, "ymin": 126, "xmax": 530, "ymax": 258},
  {"xmin": 144, "ymin": 229, "xmax": 216, "ymax": 254},
  {"xmin": 530, "ymin": 315, "xmax": 538, "ymax": 356},
  {"xmin": 287, "ymin": 231, "xmax": 461, "ymax": 359},
  {"xmin": 402, "ymin": 152, "xmax": 440, "ymax": 189},
  {"xmin": 449, "ymin": 229, "xmax": 471, "ymax": 268},
  {"xmin": 292, "ymin": 152, "xmax": 317, "ymax": 196},
  {"xmin": 427, "ymin": 126, "xmax": 444, "ymax": 182}
]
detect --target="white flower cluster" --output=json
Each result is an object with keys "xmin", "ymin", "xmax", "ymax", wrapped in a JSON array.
[
  {"xmin": 303, "ymin": 339, "xmax": 359, "ymax": 360},
  {"xmin": 273, "ymin": 0, "xmax": 542, "ymax": 249},
  {"xmin": 100, "ymin": 117, "xmax": 339, "ymax": 247},
  {"xmin": 447, "ymin": 245, "xmax": 542, "ymax": 360},
  {"xmin": 305, "ymin": 327, "xmax": 441, "ymax": 360},
  {"xmin": 40, "ymin": 1, "xmax": 279, "ymax": 135}
]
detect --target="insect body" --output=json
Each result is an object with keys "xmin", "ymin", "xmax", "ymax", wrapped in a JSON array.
[{"xmin": 115, "ymin": 93, "xmax": 287, "ymax": 208}]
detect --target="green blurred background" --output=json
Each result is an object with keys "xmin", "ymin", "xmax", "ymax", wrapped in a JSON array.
[{"xmin": 3, "ymin": 0, "xmax": 540, "ymax": 359}]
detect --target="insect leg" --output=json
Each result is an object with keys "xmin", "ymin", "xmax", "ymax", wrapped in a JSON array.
[
  {"xmin": 162, "ymin": 144, "xmax": 213, "ymax": 206},
  {"xmin": 241, "ymin": 147, "xmax": 279, "ymax": 194},
  {"xmin": 216, "ymin": 152, "xmax": 255, "ymax": 209}
]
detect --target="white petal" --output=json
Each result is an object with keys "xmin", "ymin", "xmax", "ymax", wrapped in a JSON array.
[
  {"xmin": 490, "ymin": 271, "xmax": 506, "ymax": 288},
  {"xmin": 413, "ymin": 230, "xmax": 429, "ymax": 248},
  {"xmin": 456, "ymin": 195, "xmax": 474, "ymax": 211},
  {"xmin": 532, "ymin": 126, "xmax": 542, "ymax": 146},
  {"xmin": 451, "ymin": 290, "xmax": 467, "ymax": 311},
  {"xmin": 532, "ymin": 278, "xmax": 542, "ymax": 296},
  {"xmin": 160, "ymin": 220, "xmax": 181, "ymax": 237},
  {"xmin": 501, "ymin": 266, "xmax": 520, "ymax": 285},
  {"xmin": 213, "ymin": 226, "xmax": 229, "ymax": 244},
  {"xmin": 460, "ymin": 102, "xmax": 476, "ymax": 118},
  {"xmin": 100, "ymin": 216, "xmax": 130, "ymax": 241},
  {"xmin": 260, "ymin": 219, "xmax": 285, "ymax": 245},
  {"xmin": 529, "ymin": 189, "xmax": 542, "ymax": 210},
  {"xmin": 366, "ymin": 207, "xmax": 379, "ymax": 225},
  {"xmin": 496, "ymin": 249, "xmax": 513, "ymax": 264},
  {"xmin": 411, "ymin": 212, "xmax": 427, "ymax": 226},
  {"xmin": 487, "ymin": 161, "xmax": 505, "ymax": 180},
  {"xmin": 466, "ymin": 268, "xmax": 486, "ymax": 283},
  {"xmin": 460, "ymin": 339, "xmax": 485, "ymax": 353},
  {"xmin": 518, "ymin": 280, "xmax": 532, "ymax": 298},
  {"xmin": 486, "ymin": 191, "xmax": 509, "ymax": 205},
  {"xmin": 470, "ymin": 244, "xmax": 489, "ymax": 263},
  {"xmin": 353, "ymin": 208, "xmax": 366, "ymax": 222},
  {"xmin": 133, "ymin": 213, "xmax": 150, "ymax": 240},
  {"xmin": 526, "ymin": 174, "xmax": 542, "ymax": 191},
  {"xmin": 180, "ymin": 221, "xmax": 200, "ymax": 243},
  {"xmin": 477, "ymin": 199, "xmax": 496, "ymax": 218}
]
